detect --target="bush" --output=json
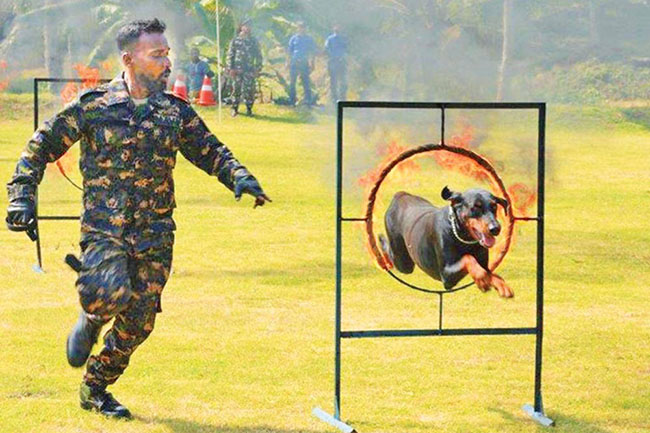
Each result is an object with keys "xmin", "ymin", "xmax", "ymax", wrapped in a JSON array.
[{"xmin": 516, "ymin": 60, "xmax": 650, "ymax": 104}]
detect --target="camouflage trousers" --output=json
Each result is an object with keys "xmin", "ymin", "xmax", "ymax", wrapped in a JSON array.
[
  {"xmin": 75, "ymin": 232, "xmax": 174, "ymax": 388},
  {"xmin": 231, "ymin": 71, "xmax": 257, "ymax": 109}
]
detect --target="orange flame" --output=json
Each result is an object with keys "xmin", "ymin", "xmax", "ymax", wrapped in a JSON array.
[
  {"xmin": 358, "ymin": 140, "xmax": 421, "ymax": 189},
  {"xmin": 59, "ymin": 64, "xmax": 102, "ymax": 104},
  {"xmin": 73, "ymin": 63, "xmax": 101, "ymax": 89},
  {"xmin": 60, "ymin": 82, "xmax": 79, "ymax": 104},
  {"xmin": 508, "ymin": 182, "xmax": 537, "ymax": 217},
  {"xmin": 0, "ymin": 60, "xmax": 8, "ymax": 91},
  {"xmin": 432, "ymin": 124, "xmax": 499, "ymax": 191},
  {"xmin": 357, "ymin": 124, "xmax": 538, "ymax": 274},
  {"xmin": 52, "ymin": 64, "xmax": 102, "ymax": 177}
]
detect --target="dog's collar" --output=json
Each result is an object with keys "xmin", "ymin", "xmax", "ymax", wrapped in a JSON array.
[{"xmin": 448, "ymin": 207, "xmax": 478, "ymax": 245}]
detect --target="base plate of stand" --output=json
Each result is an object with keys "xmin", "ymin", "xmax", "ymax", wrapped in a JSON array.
[
  {"xmin": 313, "ymin": 407, "xmax": 357, "ymax": 433},
  {"xmin": 522, "ymin": 404, "xmax": 555, "ymax": 427}
]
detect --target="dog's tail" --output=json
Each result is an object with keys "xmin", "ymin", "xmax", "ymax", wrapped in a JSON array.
[{"xmin": 377, "ymin": 234, "xmax": 394, "ymax": 270}]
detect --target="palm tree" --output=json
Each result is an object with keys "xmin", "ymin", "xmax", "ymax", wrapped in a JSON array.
[{"xmin": 0, "ymin": 0, "xmax": 201, "ymax": 89}]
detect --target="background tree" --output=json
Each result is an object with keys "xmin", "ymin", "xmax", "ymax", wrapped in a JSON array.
[{"xmin": 1, "ymin": 0, "xmax": 649, "ymax": 102}]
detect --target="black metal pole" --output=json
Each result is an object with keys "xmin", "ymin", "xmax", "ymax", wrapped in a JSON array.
[
  {"xmin": 34, "ymin": 78, "xmax": 39, "ymax": 130},
  {"xmin": 534, "ymin": 104, "xmax": 546, "ymax": 412},
  {"xmin": 33, "ymin": 78, "xmax": 43, "ymax": 270},
  {"xmin": 334, "ymin": 101, "xmax": 344, "ymax": 420},
  {"xmin": 438, "ymin": 293, "xmax": 443, "ymax": 331},
  {"xmin": 342, "ymin": 327, "xmax": 537, "ymax": 338},
  {"xmin": 37, "ymin": 216, "xmax": 80, "ymax": 220},
  {"xmin": 339, "ymin": 101, "xmax": 543, "ymax": 110},
  {"xmin": 441, "ymin": 106, "xmax": 446, "ymax": 145},
  {"xmin": 34, "ymin": 191, "xmax": 42, "ymax": 270}
]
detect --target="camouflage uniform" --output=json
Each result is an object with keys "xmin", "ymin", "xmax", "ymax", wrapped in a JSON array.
[
  {"xmin": 6, "ymin": 73, "xmax": 254, "ymax": 388},
  {"xmin": 227, "ymin": 35, "xmax": 263, "ymax": 111}
]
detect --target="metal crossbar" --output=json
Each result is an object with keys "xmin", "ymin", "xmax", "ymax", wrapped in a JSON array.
[{"xmin": 313, "ymin": 100, "xmax": 553, "ymax": 432}]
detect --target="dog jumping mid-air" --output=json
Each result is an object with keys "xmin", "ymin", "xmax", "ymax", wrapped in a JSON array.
[{"xmin": 379, "ymin": 186, "xmax": 514, "ymax": 298}]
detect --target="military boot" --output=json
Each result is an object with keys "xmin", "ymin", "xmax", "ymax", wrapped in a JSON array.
[
  {"xmin": 80, "ymin": 382, "xmax": 132, "ymax": 419},
  {"xmin": 66, "ymin": 311, "xmax": 103, "ymax": 367}
]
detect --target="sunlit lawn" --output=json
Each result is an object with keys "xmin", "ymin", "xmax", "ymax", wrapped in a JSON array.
[{"xmin": 0, "ymin": 95, "xmax": 648, "ymax": 433}]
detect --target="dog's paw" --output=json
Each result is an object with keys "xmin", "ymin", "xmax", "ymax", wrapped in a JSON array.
[
  {"xmin": 461, "ymin": 255, "xmax": 491, "ymax": 292},
  {"xmin": 473, "ymin": 268, "xmax": 491, "ymax": 292},
  {"xmin": 491, "ymin": 274, "xmax": 514, "ymax": 298}
]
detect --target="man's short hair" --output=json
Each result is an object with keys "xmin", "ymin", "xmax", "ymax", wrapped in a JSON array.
[{"xmin": 116, "ymin": 18, "xmax": 166, "ymax": 51}]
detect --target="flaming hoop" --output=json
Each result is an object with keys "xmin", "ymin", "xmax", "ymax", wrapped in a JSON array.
[{"xmin": 364, "ymin": 142, "xmax": 516, "ymax": 294}]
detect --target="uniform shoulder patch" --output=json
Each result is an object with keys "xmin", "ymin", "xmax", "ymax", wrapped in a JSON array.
[
  {"xmin": 78, "ymin": 85, "xmax": 108, "ymax": 102},
  {"xmin": 164, "ymin": 91, "xmax": 190, "ymax": 105}
]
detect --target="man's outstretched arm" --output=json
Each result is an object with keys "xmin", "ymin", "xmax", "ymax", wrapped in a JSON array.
[
  {"xmin": 178, "ymin": 105, "xmax": 271, "ymax": 208},
  {"xmin": 6, "ymin": 101, "xmax": 83, "ymax": 235}
]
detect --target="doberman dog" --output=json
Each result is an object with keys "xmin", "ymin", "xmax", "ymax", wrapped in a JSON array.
[{"xmin": 379, "ymin": 186, "xmax": 513, "ymax": 297}]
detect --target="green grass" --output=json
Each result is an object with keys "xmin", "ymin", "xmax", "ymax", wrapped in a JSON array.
[{"xmin": 0, "ymin": 98, "xmax": 648, "ymax": 433}]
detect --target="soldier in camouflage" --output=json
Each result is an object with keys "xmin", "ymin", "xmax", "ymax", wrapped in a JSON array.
[
  {"xmin": 5, "ymin": 18, "xmax": 270, "ymax": 419},
  {"xmin": 227, "ymin": 22, "xmax": 263, "ymax": 117}
]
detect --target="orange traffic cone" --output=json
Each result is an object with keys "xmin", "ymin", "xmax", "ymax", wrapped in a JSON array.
[
  {"xmin": 196, "ymin": 75, "xmax": 216, "ymax": 106},
  {"xmin": 172, "ymin": 74, "xmax": 188, "ymax": 101}
]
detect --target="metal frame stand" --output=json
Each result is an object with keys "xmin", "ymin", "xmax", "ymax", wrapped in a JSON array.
[
  {"xmin": 31, "ymin": 77, "xmax": 110, "ymax": 271},
  {"xmin": 313, "ymin": 101, "xmax": 553, "ymax": 432}
]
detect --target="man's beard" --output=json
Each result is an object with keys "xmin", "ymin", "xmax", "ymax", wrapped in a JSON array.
[{"xmin": 137, "ymin": 71, "xmax": 169, "ymax": 94}]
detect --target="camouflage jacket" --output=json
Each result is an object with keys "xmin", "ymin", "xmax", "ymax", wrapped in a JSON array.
[
  {"xmin": 228, "ymin": 35, "xmax": 263, "ymax": 72},
  {"xmin": 7, "ymin": 74, "xmax": 250, "ymax": 244}
]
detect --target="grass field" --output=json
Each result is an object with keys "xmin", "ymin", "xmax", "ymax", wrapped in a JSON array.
[{"xmin": 0, "ymin": 94, "xmax": 648, "ymax": 433}]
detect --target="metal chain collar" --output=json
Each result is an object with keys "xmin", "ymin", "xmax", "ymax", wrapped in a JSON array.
[{"xmin": 448, "ymin": 207, "xmax": 478, "ymax": 245}]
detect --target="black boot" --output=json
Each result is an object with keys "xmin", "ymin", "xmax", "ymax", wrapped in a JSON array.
[
  {"xmin": 245, "ymin": 106, "xmax": 253, "ymax": 116},
  {"xmin": 66, "ymin": 311, "xmax": 103, "ymax": 367},
  {"xmin": 80, "ymin": 382, "xmax": 132, "ymax": 419}
]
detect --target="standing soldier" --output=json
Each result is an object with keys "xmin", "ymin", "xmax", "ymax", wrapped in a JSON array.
[
  {"xmin": 227, "ymin": 22, "xmax": 263, "ymax": 117},
  {"xmin": 5, "ymin": 18, "xmax": 271, "ymax": 419}
]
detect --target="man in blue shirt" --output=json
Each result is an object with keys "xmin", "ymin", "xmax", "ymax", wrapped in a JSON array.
[
  {"xmin": 325, "ymin": 26, "xmax": 347, "ymax": 104},
  {"xmin": 287, "ymin": 22, "xmax": 316, "ymax": 106},
  {"xmin": 187, "ymin": 47, "xmax": 214, "ymax": 100}
]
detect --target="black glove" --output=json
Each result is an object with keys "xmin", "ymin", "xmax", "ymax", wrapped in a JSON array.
[
  {"xmin": 234, "ymin": 174, "xmax": 264, "ymax": 200},
  {"xmin": 6, "ymin": 196, "xmax": 37, "ymax": 241},
  {"xmin": 233, "ymin": 174, "xmax": 272, "ymax": 208}
]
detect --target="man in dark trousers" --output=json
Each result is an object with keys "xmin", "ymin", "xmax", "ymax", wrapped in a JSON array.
[
  {"xmin": 324, "ymin": 26, "xmax": 347, "ymax": 104},
  {"xmin": 5, "ymin": 18, "xmax": 271, "ymax": 419},
  {"xmin": 287, "ymin": 21, "xmax": 316, "ymax": 106},
  {"xmin": 227, "ymin": 21, "xmax": 263, "ymax": 117}
]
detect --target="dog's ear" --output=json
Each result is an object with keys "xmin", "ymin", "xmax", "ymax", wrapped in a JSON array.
[
  {"xmin": 495, "ymin": 196, "xmax": 510, "ymax": 215},
  {"xmin": 441, "ymin": 186, "xmax": 462, "ymax": 204}
]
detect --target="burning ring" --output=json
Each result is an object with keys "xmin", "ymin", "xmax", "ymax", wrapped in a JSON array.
[{"xmin": 364, "ymin": 143, "xmax": 515, "ymax": 293}]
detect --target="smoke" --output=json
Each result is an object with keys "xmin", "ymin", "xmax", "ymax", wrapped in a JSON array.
[
  {"xmin": 283, "ymin": 0, "xmax": 650, "ymax": 104},
  {"xmin": 0, "ymin": 0, "xmax": 208, "ymax": 82},
  {"xmin": 267, "ymin": 1, "xmax": 585, "ymax": 191},
  {"xmin": 3, "ymin": 1, "xmax": 648, "ymax": 101},
  {"xmin": 284, "ymin": 0, "xmax": 502, "ymax": 102}
]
